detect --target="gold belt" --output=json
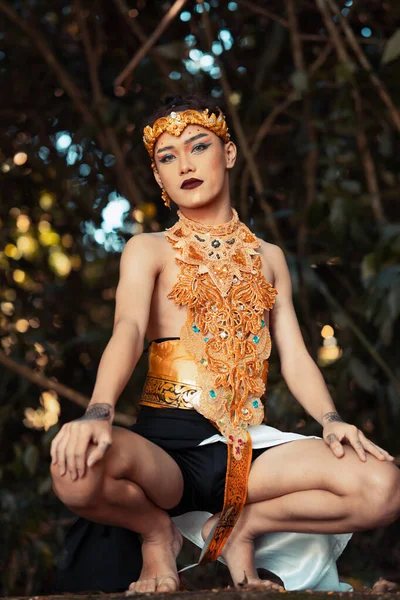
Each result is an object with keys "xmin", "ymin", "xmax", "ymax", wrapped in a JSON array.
[
  {"xmin": 140, "ymin": 339, "xmax": 252, "ymax": 564},
  {"xmin": 140, "ymin": 374, "xmax": 198, "ymax": 410}
]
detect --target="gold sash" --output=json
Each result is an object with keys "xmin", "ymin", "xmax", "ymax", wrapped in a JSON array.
[{"xmin": 140, "ymin": 338, "xmax": 260, "ymax": 563}]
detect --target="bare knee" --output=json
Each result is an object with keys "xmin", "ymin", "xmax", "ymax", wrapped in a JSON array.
[
  {"xmin": 50, "ymin": 462, "xmax": 101, "ymax": 510},
  {"xmin": 361, "ymin": 463, "xmax": 400, "ymax": 527}
]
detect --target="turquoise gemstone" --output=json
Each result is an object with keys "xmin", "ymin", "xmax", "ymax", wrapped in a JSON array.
[
  {"xmin": 252, "ymin": 400, "xmax": 259, "ymax": 408},
  {"xmin": 253, "ymin": 335, "xmax": 260, "ymax": 343},
  {"xmin": 204, "ymin": 337, "xmax": 210, "ymax": 342},
  {"xmin": 209, "ymin": 389, "xmax": 216, "ymax": 399},
  {"xmin": 261, "ymin": 319, "xmax": 265, "ymax": 327},
  {"xmin": 192, "ymin": 324, "xmax": 200, "ymax": 333}
]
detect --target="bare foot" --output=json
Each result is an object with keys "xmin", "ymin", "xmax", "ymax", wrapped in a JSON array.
[
  {"xmin": 126, "ymin": 520, "xmax": 183, "ymax": 595},
  {"xmin": 202, "ymin": 515, "xmax": 284, "ymax": 591}
]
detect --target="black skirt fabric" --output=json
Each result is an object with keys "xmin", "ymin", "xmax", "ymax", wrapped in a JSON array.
[
  {"xmin": 130, "ymin": 406, "xmax": 265, "ymax": 516},
  {"xmin": 54, "ymin": 518, "xmax": 143, "ymax": 593}
]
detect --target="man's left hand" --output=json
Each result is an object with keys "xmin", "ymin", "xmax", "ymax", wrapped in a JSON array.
[{"xmin": 322, "ymin": 421, "xmax": 395, "ymax": 462}]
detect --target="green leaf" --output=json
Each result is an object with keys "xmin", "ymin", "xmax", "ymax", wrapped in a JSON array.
[
  {"xmin": 361, "ymin": 253, "xmax": 377, "ymax": 287},
  {"xmin": 335, "ymin": 61, "xmax": 357, "ymax": 85},
  {"xmin": 23, "ymin": 445, "xmax": 40, "ymax": 477},
  {"xmin": 290, "ymin": 69, "xmax": 309, "ymax": 94},
  {"xmin": 349, "ymin": 357, "xmax": 379, "ymax": 393},
  {"xmin": 38, "ymin": 476, "xmax": 53, "ymax": 495},
  {"xmin": 381, "ymin": 29, "xmax": 400, "ymax": 65},
  {"xmin": 329, "ymin": 197, "xmax": 347, "ymax": 237}
]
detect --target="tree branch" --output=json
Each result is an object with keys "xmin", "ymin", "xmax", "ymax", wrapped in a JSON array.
[
  {"xmin": 0, "ymin": 350, "xmax": 133, "ymax": 426},
  {"xmin": 236, "ymin": 0, "xmax": 382, "ymax": 45},
  {"xmin": 316, "ymin": 0, "xmax": 388, "ymax": 223},
  {"xmin": 353, "ymin": 87, "xmax": 387, "ymax": 224},
  {"xmin": 315, "ymin": 0, "xmax": 353, "ymax": 63},
  {"xmin": 286, "ymin": 0, "xmax": 319, "ymax": 358},
  {"xmin": 0, "ymin": 1, "xmax": 144, "ymax": 205},
  {"xmin": 74, "ymin": 0, "xmax": 104, "ymax": 106},
  {"xmin": 326, "ymin": 0, "xmax": 400, "ymax": 134},
  {"xmin": 0, "ymin": 1, "xmax": 105, "ymax": 143},
  {"xmin": 113, "ymin": 0, "xmax": 178, "ymax": 93},
  {"xmin": 307, "ymin": 268, "xmax": 400, "ymax": 395},
  {"xmin": 114, "ymin": 0, "xmax": 188, "ymax": 88}
]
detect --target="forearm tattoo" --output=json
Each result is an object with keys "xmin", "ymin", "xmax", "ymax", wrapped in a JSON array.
[
  {"xmin": 322, "ymin": 411, "xmax": 343, "ymax": 423},
  {"xmin": 78, "ymin": 403, "xmax": 113, "ymax": 421}
]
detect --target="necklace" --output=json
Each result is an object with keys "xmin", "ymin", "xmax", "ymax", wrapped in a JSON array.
[{"xmin": 176, "ymin": 207, "xmax": 239, "ymax": 236}]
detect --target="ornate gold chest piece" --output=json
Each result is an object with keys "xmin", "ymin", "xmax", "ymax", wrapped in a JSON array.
[{"xmin": 165, "ymin": 208, "xmax": 278, "ymax": 459}]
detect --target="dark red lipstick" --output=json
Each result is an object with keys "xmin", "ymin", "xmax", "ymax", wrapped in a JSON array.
[{"xmin": 181, "ymin": 178, "xmax": 203, "ymax": 190}]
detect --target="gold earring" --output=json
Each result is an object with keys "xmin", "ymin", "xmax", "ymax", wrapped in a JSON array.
[{"xmin": 161, "ymin": 188, "xmax": 172, "ymax": 209}]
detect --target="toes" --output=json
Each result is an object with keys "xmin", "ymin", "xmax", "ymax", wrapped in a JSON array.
[
  {"xmin": 264, "ymin": 582, "xmax": 284, "ymax": 591},
  {"xmin": 140, "ymin": 579, "xmax": 156, "ymax": 594},
  {"xmin": 157, "ymin": 575, "xmax": 179, "ymax": 593},
  {"xmin": 243, "ymin": 579, "xmax": 284, "ymax": 591},
  {"xmin": 126, "ymin": 578, "xmax": 158, "ymax": 595}
]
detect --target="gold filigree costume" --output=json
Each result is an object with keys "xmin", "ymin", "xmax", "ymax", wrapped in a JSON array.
[
  {"xmin": 165, "ymin": 209, "xmax": 277, "ymax": 457},
  {"xmin": 140, "ymin": 108, "xmax": 277, "ymax": 563}
]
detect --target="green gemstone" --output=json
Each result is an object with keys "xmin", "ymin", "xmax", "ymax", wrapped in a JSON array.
[
  {"xmin": 192, "ymin": 324, "xmax": 200, "ymax": 333},
  {"xmin": 253, "ymin": 335, "xmax": 260, "ymax": 343},
  {"xmin": 209, "ymin": 389, "xmax": 216, "ymax": 399},
  {"xmin": 261, "ymin": 319, "xmax": 265, "ymax": 327}
]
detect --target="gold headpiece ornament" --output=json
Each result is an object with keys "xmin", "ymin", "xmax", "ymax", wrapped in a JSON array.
[{"xmin": 143, "ymin": 108, "xmax": 230, "ymax": 159}]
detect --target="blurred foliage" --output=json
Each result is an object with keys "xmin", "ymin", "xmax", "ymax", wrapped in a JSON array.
[{"xmin": 1, "ymin": 0, "xmax": 400, "ymax": 595}]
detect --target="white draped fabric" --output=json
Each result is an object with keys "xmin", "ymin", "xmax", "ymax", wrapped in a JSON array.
[{"xmin": 173, "ymin": 424, "xmax": 353, "ymax": 592}]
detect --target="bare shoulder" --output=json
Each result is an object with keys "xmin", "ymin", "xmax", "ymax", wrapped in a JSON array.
[
  {"xmin": 258, "ymin": 239, "xmax": 288, "ymax": 284},
  {"xmin": 121, "ymin": 231, "xmax": 165, "ymax": 268},
  {"xmin": 123, "ymin": 231, "xmax": 164, "ymax": 251},
  {"xmin": 258, "ymin": 239, "xmax": 286, "ymax": 262}
]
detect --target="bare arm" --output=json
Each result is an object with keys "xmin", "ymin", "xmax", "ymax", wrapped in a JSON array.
[
  {"xmin": 268, "ymin": 244, "xmax": 394, "ymax": 462},
  {"xmin": 268, "ymin": 244, "xmax": 337, "ymax": 426},
  {"xmin": 88, "ymin": 233, "xmax": 160, "ymax": 415},
  {"xmin": 50, "ymin": 233, "xmax": 160, "ymax": 479}
]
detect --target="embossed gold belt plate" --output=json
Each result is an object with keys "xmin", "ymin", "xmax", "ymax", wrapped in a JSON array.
[{"xmin": 140, "ymin": 374, "xmax": 198, "ymax": 410}]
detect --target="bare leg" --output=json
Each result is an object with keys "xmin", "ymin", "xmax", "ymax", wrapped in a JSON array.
[
  {"xmin": 203, "ymin": 438, "xmax": 400, "ymax": 588},
  {"xmin": 51, "ymin": 427, "xmax": 185, "ymax": 593}
]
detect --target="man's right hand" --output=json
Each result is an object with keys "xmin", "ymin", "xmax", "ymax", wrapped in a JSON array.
[{"xmin": 50, "ymin": 403, "xmax": 114, "ymax": 481}]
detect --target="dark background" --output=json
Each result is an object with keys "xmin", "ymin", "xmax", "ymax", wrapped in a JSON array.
[{"xmin": 1, "ymin": 0, "xmax": 400, "ymax": 594}]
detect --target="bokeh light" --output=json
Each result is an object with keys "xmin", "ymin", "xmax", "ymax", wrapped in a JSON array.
[
  {"xmin": 39, "ymin": 230, "xmax": 60, "ymax": 246},
  {"xmin": 1, "ymin": 302, "xmax": 15, "ymax": 316},
  {"xmin": 39, "ymin": 191, "xmax": 55, "ymax": 210},
  {"xmin": 23, "ymin": 390, "xmax": 61, "ymax": 431},
  {"xmin": 16, "ymin": 214, "xmax": 31, "ymax": 232},
  {"xmin": 321, "ymin": 325, "xmax": 334, "ymax": 338},
  {"xmin": 17, "ymin": 235, "xmax": 39, "ymax": 257},
  {"xmin": 13, "ymin": 269, "xmax": 26, "ymax": 284},
  {"xmin": 56, "ymin": 132, "xmax": 72, "ymax": 150},
  {"xmin": 318, "ymin": 346, "xmax": 343, "ymax": 366},
  {"xmin": 49, "ymin": 251, "xmax": 72, "ymax": 276},
  {"xmin": 13, "ymin": 152, "xmax": 28, "ymax": 166},
  {"xmin": 15, "ymin": 319, "xmax": 29, "ymax": 333}
]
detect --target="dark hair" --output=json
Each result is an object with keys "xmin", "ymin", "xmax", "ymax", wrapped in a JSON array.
[{"xmin": 144, "ymin": 94, "xmax": 227, "ymax": 128}]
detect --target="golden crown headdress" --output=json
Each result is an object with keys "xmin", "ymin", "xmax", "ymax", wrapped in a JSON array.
[{"xmin": 143, "ymin": 108, "xmax": 230, "ymax": 159}]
